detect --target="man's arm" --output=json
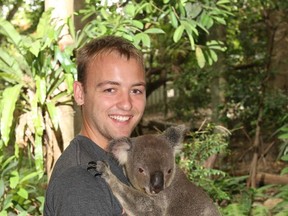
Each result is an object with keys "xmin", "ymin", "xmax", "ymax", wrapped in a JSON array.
[{"xmin": 44, "ymin": 165, "xmax": 123, "ymax": 216}]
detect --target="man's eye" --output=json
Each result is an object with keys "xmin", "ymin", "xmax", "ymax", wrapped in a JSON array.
[
  {"xmin": 104, "ymin": 88, "xmax": 115, "ymax": 93},
  {"xmin": 131, "ymin": 89, "xmax": 143, "ymax": 94}
]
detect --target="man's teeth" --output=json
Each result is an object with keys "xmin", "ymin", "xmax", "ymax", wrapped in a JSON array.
[{"xmin": 110, "ymin": 115, "xmax": 130, "ymax": 122}]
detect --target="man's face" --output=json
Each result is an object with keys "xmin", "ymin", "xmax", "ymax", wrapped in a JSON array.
[{"xmin": 74, "ymin": 51, "xmax": 146, "ymax": 148}]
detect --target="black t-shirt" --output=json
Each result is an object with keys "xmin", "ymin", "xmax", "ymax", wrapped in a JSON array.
[{"xmin": 44, "ymin": 135, "xmax": 129, "ymax": 216}]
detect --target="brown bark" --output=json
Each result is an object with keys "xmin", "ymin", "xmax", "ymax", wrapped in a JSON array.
[
  {"xmin": 44, "ymin": 0, "xmax": 75, "ymax": 180},
  {"xmin": 256, "ymin": 173, "xmax": 288, "ymax": 186},
  {"xmin": 247, "ymin": 107, "xmax": 263, "ymax": 188},
  {"xmin": 45, "ymin": 111, "xmax": 61, "ymax": 180},
  {"xmin": 58, "ymin": 104, "xmax": 75, "ymax": 150},
  {"xmin": 203, "ymin": 154, "xmax": 218, "ymax": 169}
]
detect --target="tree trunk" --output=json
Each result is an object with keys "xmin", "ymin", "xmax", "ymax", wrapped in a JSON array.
[
  {"xmin": 44, "ymin": 0, "xmax": 75, "ymax": 179},
  {"xmin": 256, "ymin": 173, "xmax": 288, "ymax": 186},
  {"xmin": 207, "ymin": 25, "xmax": 227, "ymax": 169}
]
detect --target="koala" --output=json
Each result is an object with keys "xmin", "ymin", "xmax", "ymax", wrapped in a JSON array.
[{"xmin": 95, "ymin": 125, "xmax": 221, "ymax": 216}]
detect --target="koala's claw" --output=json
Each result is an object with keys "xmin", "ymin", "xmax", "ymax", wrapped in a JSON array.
[
  {"xmin": 87, "ymin": 160, "xmax": 110, "ymax": 178},
  {"xmin": 95, "ymin": 160, "xmax": 107, "ymax": 172},
  {"xmin": 95, "ymin": 160, "xmax": 111, "ymax": 179}
]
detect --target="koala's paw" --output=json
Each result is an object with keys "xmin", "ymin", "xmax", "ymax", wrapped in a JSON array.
[
  {"xmin": 87, "ymin": 161, "xmax": 102, "ymax": 177},
  {"xmin": 96, "ymin": 160, "xmax": 111, "ymax": 179}
]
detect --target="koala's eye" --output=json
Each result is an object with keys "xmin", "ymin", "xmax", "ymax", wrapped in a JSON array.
[
  {"xmin": 138, "ymin": 168, "xmax": 144, "ymax": 173},
  {"xmin": 167, "ymin": 169, "xmax": 172, "ymax": 174}
]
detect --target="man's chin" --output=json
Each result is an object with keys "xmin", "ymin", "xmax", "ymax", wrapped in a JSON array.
[
  {"xmin": 109, "ymin": 123, "xmax": 135, "ymax": 138},
  {"xmin": 113, "ymin": 129, "xmax": 132, "ymax": 139}
]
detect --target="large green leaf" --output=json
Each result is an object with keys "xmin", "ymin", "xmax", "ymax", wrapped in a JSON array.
[
  {"xmin": 29, "ymin": 40, "xmax": 42, "ymax": 57},
  {"xmin": 173, "ymin": 25, "xmax": 185, "ymax": 43},
  {"xmin": 0, "ymin": 48, "xmax": 24, "ymax": 83},
  {"xmin": 186, "ymin": 2, "xmax": 202, "ymax": 19},
  {"xmin": 181, "ymin": 20, "xmax": 198, "ymax": 36},
  {"xmin": 0, "ymin": 84, "xmax": 22, "ymax": 146},
  {"xmin": 34, "ymin": 134, "xmax": 44, "ymax": 175},
  {"xmin": 0, "ymin": 48, "xmax": 14, "ymax": 66},
  {"xmin": 130, "ymin": 20, "xmax": 144, "ymax": 29},
  {"xmin": 135, "ymin": 33, "xmax": 151, "ymax": 48},
  {"xmin": 124, "ymin": 3, "xmax": 135, "ymax": 17},
  {"xmin": 65, "ymin": 73, "xmax": 74, "ymax": 94},
  {"xmin": 195, "ymin": 46, "xmax": 205, "ymax": 68},
  {"xmin": 0, "ymin": 18, "xmax": 21, "ymax": 46},
  {"xmin": 144, "ymin": 28, "xmax": 165, "ymax": 34},
  {"xmin": 188, "ymin": 33, "xmax": 195, "ymax": 50},
  {"xmin": 46, "ymin": 102, "xmax": 59, "ymax": 130},
  {"xmin": 169, "ymin": 10, "xmax": 178, "ymax": 28},
  {"xmin": 54, "ymin": 46, "xmax": 77, "ymax": 75},
  {"xmin": 17, "ymin": 188, "xmax": 28, "ymax": 199},
  {"xmin": 36, "ymin": 9, "xmax": 53, "ymax": 38},
  {"xmin": 35, "ymin": 75, "xmax": 47, "ymax": 105},
  {"xmin": 9, "ymin": 171, "xmax": 19, "ymax": 189},
  {"xmin": 0, "ymin": 72, "xmax": 22, "ymax": 84},
  {"xmin": 20, "ymin": 171, "xmax": 42, "ymax": 183},
  {"xmin": 0, "ymin": 179, "xmax": 4, "ymax": 198}
]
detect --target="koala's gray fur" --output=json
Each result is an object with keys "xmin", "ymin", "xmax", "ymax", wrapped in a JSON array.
[{"xmin": 96, "ymin": 125, "xmax": 221, "ymax": 216}]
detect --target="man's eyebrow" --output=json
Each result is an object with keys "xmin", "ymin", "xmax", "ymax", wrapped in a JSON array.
[
  {"xmin": 97, "ymin": 81, "xmax": 120, "ymax": 87},
  {"xmin": 97, "ymin": 81, "xmax": 146, "ymax": 88},
  {"xmin": 132, "ymin": 82, "xmax": 146, "ymax": 88}
]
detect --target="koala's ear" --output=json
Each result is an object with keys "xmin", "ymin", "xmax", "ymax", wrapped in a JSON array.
[
  {"xmin": 163, "ymin": 125, "xmax": 187, "ymax": 151},
  {"xmin": 108, "ymin": 137, "xmax": 132, "ymax": 165}
]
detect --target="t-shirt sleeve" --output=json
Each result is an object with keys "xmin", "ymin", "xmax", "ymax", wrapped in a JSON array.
[{"xmin": 44, "ymin": 165, "xmax": 123, "ymax": 216}]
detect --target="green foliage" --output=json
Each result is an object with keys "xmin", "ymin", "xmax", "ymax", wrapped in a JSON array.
[
  {"xmin": 78, "ymin": 0, "xmax": 232, "ymax": 68},
  {"xmin": 220, "ymin": 120, "xmax": 288, "ymax": 215},
  {"xmin": 0, "ymin": 155, "xmax": 45, "ymax": 215},
  {"xmin": 0, "ymin": 1, "xmax": 234, "ymax": 214},
  {"xmin": 0, "ymin": 0, "xmax": 44, "ymax": 34},
  {"xmin": 273, "ymin": 184, "xmax": 288, "ymax": 215},
  {"xmin": 221, "ymin": 188, "xmax": 254, "ymax": 216},
  {"xmin": 177, "ymin": 122, "xmax": 230, "ymax": 201},
  {"xmin": 221, "ymin": 181, "xmax": 288, "ymax": 216},
  {"xmin": 271, "ymin": 127, "xmax": 288, "ymax": 214},
  {"xmin": 178, "ymin": 120, "xmax": 288, "ymax": 215},
  {"xmin": 220, "ymin": 182, "xmax": 277, "ymax": 216},
  {"xmin": 278, "ymin": 116, "xmax": 288, "ymax": 160},
  {"xmin": 222, "ymin": 0, "xmax": 288, "ymax": 135},
  {"xmin": 0, "ymin": 10, "xmax": 76, "ymax": 174},
  {"xmin": 0, "ymin": 9, "xmax": 76, "ymax": 215},
  {"xmin": 170, "ymin": 62, "xmax": 212, "ymax": 121},
  {"xmin": 0, "ymin": 0, "xmax": 286, "ymax": 215},
  {"xmin": 221, "ymin": 69, "xmax": 288, "ymax": 136}
]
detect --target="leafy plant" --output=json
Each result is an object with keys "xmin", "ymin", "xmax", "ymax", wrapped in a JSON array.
[
  {"xmin": 177, "ymin": 121, "xmax": 230, "ymax": 201},
  {"xmin": 221, "ymin": 120, "xmax": 288, "ymax": 215},
  {"xmin": 78, "ymin": 0, "xmax": 231, "ymax": 68},
  {"xmin": 271, "ymin": 123, "xmax": 288, "ymax": 215},
  {"xmin": 0, "ymin": 10, "xmax": 76, "ymax": 177},
  {"xmin": 170, "ymin": 62, "xmax": 212, "ymax": 121},
  {"xmin": 0, "ymin": 155, "xmax": 45, "ymax": 215}
]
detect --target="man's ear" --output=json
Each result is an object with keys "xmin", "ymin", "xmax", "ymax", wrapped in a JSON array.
[{"xmin": 74, "ymin": 81, "xmax": 84, "ymax": 105}]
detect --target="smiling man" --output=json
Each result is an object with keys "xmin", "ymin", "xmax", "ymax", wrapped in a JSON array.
[{"xmin": 44, "ymin": 35, "xmax": 146, "ymax": 216}]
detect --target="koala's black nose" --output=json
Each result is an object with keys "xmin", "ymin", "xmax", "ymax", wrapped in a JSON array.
[{"xmin": 150, "ymin": 171, "xmax": 164, "ymax": 194}]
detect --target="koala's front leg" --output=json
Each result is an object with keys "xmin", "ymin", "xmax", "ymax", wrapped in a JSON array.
[
  {"xmin": 95, "ymin": 161, "xmax": 116, "ymax": 185},
  {"xmin": 96, "ymin": 161, "xmax": 158, "ymax": 216}
]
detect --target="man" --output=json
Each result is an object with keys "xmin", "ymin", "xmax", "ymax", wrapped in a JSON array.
[{"xmin": 44, "ymin": 35, "xmax": 146, "ymax": 215}]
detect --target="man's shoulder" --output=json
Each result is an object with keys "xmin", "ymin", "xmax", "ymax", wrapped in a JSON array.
[
  {"xmin": 50, "ymin": 135, "xmax": 106, "ymax": 180},
  {"xmin": 44, "ymin": 165, "xmax": 123, "ymax": 216},
  {"xmin": 48, "ymin": 165, "xmax": 105, "ymax": 190}
]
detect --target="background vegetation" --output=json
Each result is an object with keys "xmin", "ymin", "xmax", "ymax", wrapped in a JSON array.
[{"xmin": 0, "ymin": 0, "xmax": 287, "ymax": 215}]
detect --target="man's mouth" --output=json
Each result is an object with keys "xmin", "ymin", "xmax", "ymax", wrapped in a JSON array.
[{"xmin": 109, "ymin": 115, "xmax": 131, "ymax": 122}]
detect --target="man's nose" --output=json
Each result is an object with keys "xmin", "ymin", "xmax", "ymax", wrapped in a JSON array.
[{"xmin": 117, "ymin": 92, "xmax": 132, "ymax": 111}]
